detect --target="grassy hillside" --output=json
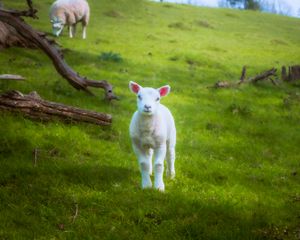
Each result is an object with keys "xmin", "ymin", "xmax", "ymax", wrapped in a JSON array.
[{"xmin": 1, "ymin": 0, "xmax": 300, "ymax": 239}]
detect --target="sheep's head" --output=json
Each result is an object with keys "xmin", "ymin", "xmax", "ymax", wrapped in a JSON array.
[
  {"xmin": 50, "ymin": 17, "xmax": 64, "ymax": 37},
  {"xmin": 129, "ymin": 81, "xmax": 170, "ymax": 116}
]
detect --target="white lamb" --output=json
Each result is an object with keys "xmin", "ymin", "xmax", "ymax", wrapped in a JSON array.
[
  {"xmin": 49, "ymin": 0, "xmax": 90, "ymax": 39},
  {"xmin": 129, "ymin": 81, "xmax": 176, "ymax": 191}
]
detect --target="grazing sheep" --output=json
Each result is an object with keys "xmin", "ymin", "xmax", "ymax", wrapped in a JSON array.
[
  {"xmin": 129, "ymin": 81, "xmax": 176, "ymax": 191},
  {"xmin": 49, "ymin": 0, "xmax": 90, "ymax": 39}
]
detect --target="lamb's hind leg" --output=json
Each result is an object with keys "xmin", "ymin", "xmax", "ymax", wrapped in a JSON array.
[
  {"xmin": 166, "ymin": 142, "xmax": 175, "ymax": 179},
  {"xmin": 69, "ymin": 25, "xmax": 73, "ymax": 38}
]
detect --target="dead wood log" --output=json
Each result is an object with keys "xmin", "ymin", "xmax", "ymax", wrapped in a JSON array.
[
  {"xmin": 282, "ymin": 65, "xmax": 300, "ymax": 82},
  {"xmin": 0, "ymin": 21, "xmax": 37, "ymax": 49},
  {"xmin": 0, "ymin": 2, "xmax": 118, "ymax": 100},
  {"xmin": 281, "ymin": 66, "xmax": 288, "ymax": 81},
  {"xmin": 0, "ymin": 90, "xmax": 112, "ymax": 126},
  {"xmin": 0, "ymin": 74, "xmax": 25, "ymax": 80}
]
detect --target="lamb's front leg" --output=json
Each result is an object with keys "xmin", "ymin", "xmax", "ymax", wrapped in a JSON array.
[
  {"xmin": 132, "ymin": 143, "xmax": 152, "ymax": 189},
  {"xmin": 154, "ymin": 144, "xmax": 167, "ymax": 191},
  {"xmin": 148, "ymin": 149, "xmax": 153, "ymax": 176}
]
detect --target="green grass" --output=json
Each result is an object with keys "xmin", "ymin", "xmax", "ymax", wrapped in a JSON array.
[{"xmin": 1, "ymin": 0, "xmax": 300, "ymax": 239}]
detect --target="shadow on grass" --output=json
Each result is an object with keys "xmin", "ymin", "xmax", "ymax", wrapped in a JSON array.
[
  {"xmin": 0, "ymin": 153, "xmax": 294, "ymax": 239},
  {"xmin": 59, "ymin": 164, "xmax": 134, "ymax": 191},
  {"xmin": 0, "ymin": 161, "xmax": 134, "ymax": 192},
  {"xmin": 67, "ymin": 186, "xmax": 272, "ymax": 240}
]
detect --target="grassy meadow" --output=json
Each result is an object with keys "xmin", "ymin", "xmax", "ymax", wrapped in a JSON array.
[{"xmin": 1, "ymin": 0, "xmax": 300, "ymax": 239}]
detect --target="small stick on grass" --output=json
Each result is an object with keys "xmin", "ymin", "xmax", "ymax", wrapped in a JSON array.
[
  {"xmin": 72, "ymin": 203, "xmax": 79, "ymax": 223},
  {"xmin": 270, "ymin": 78, "xmax": 279, "ymax": 86},
  {"xmin": 33, "ymin": 148, "xmax": 38, "ymax": 167},
  {"xmin": 0, "ymin": 74, "xmax": 26, "ymax": 80}
]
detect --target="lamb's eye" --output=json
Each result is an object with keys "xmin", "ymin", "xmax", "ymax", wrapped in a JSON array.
[
  {"xmin": 138, "ymin": 95, "xmax": 142, "ymax": 100},
  {"xmin": 156, "ymin": 97, "xmax": 160, "ymax": 102}
]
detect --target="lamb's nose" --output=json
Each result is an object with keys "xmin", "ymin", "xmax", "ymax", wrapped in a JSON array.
[{"xmin": 144, "ymin": 105, "xmax": 151, "ymax": 110}]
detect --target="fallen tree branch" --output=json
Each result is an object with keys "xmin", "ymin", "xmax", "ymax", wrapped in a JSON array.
[
  {"xmin": 0, "ymin": 21, "xmax": 37, "ymax": 49},
  {"xmin": 213, "ymin": 66, "xmax": 278, "ymax": 88},
  {"xmin": 247, "ymin": 68, "xmax": 277, "ymax": 83},
  {"xmin": 0, "ymin": 2, "xmax": 118, "ymax": 100},
  {"xmin": 0, "ymin": 90, "xmax": 112, "ymax": 126},
  {"xmin": 0, "ymin": 74, "xmax": 26, "ymax": 80}
]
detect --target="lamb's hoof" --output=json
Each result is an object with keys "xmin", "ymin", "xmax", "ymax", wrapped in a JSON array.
[
  {"xmin": 142, "ymin": 179, "xmax": 152, "ymax": 189},
  {"xmin": 166, "ymin": 170, "xmax": 175, "ymax": 179},
  {"xmin": 154, "ymin": 182, "xmax": 165, "ymax": 192}
]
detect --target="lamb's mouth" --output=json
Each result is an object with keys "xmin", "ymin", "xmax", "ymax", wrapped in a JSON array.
[{"xmin": 143, "ymin": 110, "xmax": 152, "ymax": 114}]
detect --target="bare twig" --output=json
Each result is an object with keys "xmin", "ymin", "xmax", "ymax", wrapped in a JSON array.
[
  {"xmin": 238, "ymin": 65, "xmax": 247, "ymax": 84},
  {"xmin": 270, "ymin": 78, "xmax": 279, "ymax": 86}
]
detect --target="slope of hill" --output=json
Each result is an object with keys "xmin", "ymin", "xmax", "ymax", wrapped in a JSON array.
[{"xmin": 1, "ymin": 0, "xmax": 300, "ymax": 239}]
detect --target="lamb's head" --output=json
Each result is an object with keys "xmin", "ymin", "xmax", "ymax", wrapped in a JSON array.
[
  {"xmin": 129, "ymin": 81, "xmax": 170, "ymax": 116},
  {"xmin": 50, "ymin": 17, "xmax": 64, "ymax": 37}
]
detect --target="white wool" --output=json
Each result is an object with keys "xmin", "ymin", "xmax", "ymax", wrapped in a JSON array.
[
  {"xmin": 129, "ymin": 81, "xmax": 176, "ymax": 191},
  {"xmin": 49, "ymin": 0, "xmax": 90, "ymax": 39}
]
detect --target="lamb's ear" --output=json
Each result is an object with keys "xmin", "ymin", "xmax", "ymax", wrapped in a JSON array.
[
  {"xmin": 158, "ymin": 85, "xmax": 171, "ymax": 97},
  {"xmin": 50, "ymin": 19, "xmax": 54, "ymax": 23},
  {"xmin": 129, "ymin": 81, "xmax": 142, "ymax": 94}
]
